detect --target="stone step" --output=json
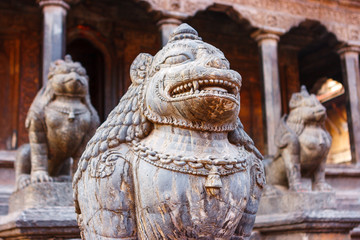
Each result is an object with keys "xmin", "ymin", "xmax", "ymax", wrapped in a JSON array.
[
  {"xmin": 0, "ymin": 151, "xmax": 16, "ymax": 216},
  {"xmin": 336, "ymin": 191, "xmax": 360, "ymax": 211},
  {"xmin": 0, "ymin": 188, "xmax": 12, "ymax": 216}
]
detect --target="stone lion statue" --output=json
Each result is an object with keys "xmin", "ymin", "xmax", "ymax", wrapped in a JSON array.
[
  {"xmin": 73, "ymin": 24, "xmax": 265, "ymax": 239},
  {"xmin": 265, "ymin": 86, "xmax": 332, "ymax": 192},
  {"xmin": 15, "ymin": 55, "xmax": 99, "ymax": 190}
]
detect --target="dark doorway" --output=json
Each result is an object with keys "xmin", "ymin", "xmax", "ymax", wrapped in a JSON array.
[
  {"xmin": 67, "ymin": 39, "xmax": 105, "ymax": 122},
  {"xmin": 279, "ymin": 20, "xmax": 350, "ymax": 164}
]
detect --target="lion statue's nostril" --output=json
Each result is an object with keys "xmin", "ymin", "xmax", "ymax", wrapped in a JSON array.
[{"xmin": 206, "ymin": 58, "xmax": 228, "ymax": 69}]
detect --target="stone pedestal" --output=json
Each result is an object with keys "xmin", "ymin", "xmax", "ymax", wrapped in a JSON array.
[
  {"xmin": 0, "ymin": 182, "xmax": 80, "ymax": 239},
  {"xmin": 0, "ymin": 151, "xmax": 15, "ymax": 216},
  {"xmin": 8, "ymin": 182, "xmax": 73, "ymax": 213},
  {"xmin": 255, "ymin": 192, "xmax": 360, "ymax": 239}
]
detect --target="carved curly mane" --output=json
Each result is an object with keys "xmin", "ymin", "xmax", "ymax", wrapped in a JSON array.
[
  {"xmin": 73, "ymin": 54, "xmax": 153, "ymax": 209},
  {"xmin": 25, "ymin": 80, "xmax": 54, "ymax": 129},
  {"xmin": 285, "ymin": 112, "xmax": 305, "ymax": 136}
]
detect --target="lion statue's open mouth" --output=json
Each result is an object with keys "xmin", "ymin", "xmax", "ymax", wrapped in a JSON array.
[
  {"xmin": 169, "ymin": 77, "xmax": 240, "ymax": 99},
  {"xmin": 134, "ymin": 24, "xmax": 243, "ymax": 131}
]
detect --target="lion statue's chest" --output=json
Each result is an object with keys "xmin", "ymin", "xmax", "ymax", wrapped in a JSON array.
[
  {"xmin": 133, "ymin": 159, "xmax": 250, "ymax": 239},
  {"xmin": 44, "ymin": 101, "xmax": 91, "ymax": 157},
  {"xmin": 298, "ymin": 125, "xmax": 331, "ymax": 164}
]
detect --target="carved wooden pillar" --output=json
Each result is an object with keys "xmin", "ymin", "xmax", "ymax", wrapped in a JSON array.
[
  {"xmin": 157, "ymin": 18, "xmax": 182, "ymax": 46},
  {"xmin": 253, "ymin": 32, "xmax": 282, "ymax": 157},
  {"xmin": 38, "ymin": 0, "xmax": 69, "ymax": 85},
  {"xmin": 338, "ymin": 45, "xmax": 360, "ymax": 165}
]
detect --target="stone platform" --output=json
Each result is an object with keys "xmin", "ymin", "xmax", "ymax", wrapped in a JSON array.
[
  {"xmin": 254, "ymin": 191, "xmax": 360, "ymax": 240},
  {"xmin": 0, "ymin": 206, "xmax": 80, "ymax": 239},
  {"xmin": 8, "ymin": 182, "xmax": 74, "ymax": 213},
  {"xmin": 0, "ymin": 182, "xmax": 80, "ymax": 239},
  {"xmin": 0, "ymin": 150, "xmax": 15, "ymax": 216}
]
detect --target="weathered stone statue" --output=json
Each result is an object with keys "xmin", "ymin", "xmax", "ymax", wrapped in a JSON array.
[
  {"xmin": 15, "ymin": 55, "xmax": 99, "ymax": 190},
  {"xmin": 73, "ymin": 24, "xmax": 265, "ymax": 239},
  {"xmin": 265, "ymin": 86, "xmax": 332, "ymax": 191}
]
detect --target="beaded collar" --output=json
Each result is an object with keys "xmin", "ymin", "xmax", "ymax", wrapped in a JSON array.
[{"xmin": 131, "ymin": 140, "xmax": 248, "ymax": 176}]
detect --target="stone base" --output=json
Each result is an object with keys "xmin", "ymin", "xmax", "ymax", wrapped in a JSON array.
[
  {"xmin": 0, "ymin": 206, "xmax": 80, "ymax": 239},
  {"xmin": 8, "ymin": 182, "xmax": 73, "ymax": 213},
  {"xmin": 258, "ymin": 232, "xmax": 351, "ymax": 240},
  {"xmin": 0, "ymin": 182, "xmax": 80, "ymax": 239},
  {"xmin": 255, "ymin": 191, "xmax": 360, "ymax": 239},
  {"xmin": 257, "ymin": 191, "xmax": 336, "ymax": 215},
  {"xmin": 0, "ymin": 188, "xmax": 12, "ymax": 216},
  {"xmin": 0, "ymin": 150, "xmax": 16, "ymax": 216}
]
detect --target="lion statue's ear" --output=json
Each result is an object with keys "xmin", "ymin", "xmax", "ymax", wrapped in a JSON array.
[
  {"xmin": 289, "ymin": 86, "xmax": 309, "ymax": 109},
  {"xmin": 289, "ymin": 93, "xmax": 301, "ymax": 109},
  {"xmin": 130, "ymin": 53, "xmax": 153, "ymax": 85},
  {"xmin": 25, "ymin": 73, "xmax": 57, "ymax": 129}
]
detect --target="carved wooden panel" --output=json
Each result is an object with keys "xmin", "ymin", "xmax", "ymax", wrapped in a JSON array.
[
  {"xmin": 0, "ymin": 37, "xmax": 20, "ymax": 149},
  {"xmin": 139, "ymin": 0, "xmax": 360, "ymax": 45},
  {"xmin": 0, "ymin": 1, "xmax": 42, "ymax": 149},
  {"xmin": 17, "ymin": 32, "xmax": 41, "ymax": 146}
]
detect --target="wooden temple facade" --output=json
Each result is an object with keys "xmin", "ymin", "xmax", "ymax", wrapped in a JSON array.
[{"xmin": 0, "ymin": 0, "xmax": 360, "ymax": 238}]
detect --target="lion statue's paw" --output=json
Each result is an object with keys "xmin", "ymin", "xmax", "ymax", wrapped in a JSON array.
[
  {"xmin": 31, "ymin": 170, "xmax": 53, "ymax": 184},
  {"xmin": 16, "ymin": 174, "xmax": 31, "ymax": 190},
  {"xmin": 313, "ymin": 181, "xmax": 333, "ymax": 192},
  {"xmin": 289, "ymin": 183, "xmax": 309, "ymax": 192}
]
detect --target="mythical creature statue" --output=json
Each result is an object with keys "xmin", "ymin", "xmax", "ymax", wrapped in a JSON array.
[
  {"xmin": 73, "ymin": 24, "xmax": 265, "ymax": 239},
  {"xmin": 15, "ymin": 55, "xmax": 99, "ymax": 190},
  {"xmin": 266, "ymin": 86, "xmax": 332, "ymax": 192}
]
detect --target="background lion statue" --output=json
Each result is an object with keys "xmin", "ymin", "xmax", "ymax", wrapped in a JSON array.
[
  {"xmin": 73, "ymin": 24, "xmax": 264, "ymax": 239},
  {"xmin": 265, "ymin": 85, "xmax": 332, "ymax": 192},
  {"xmin": 15, "ymin": 55, "xmax": 99, "ymax": 190}
]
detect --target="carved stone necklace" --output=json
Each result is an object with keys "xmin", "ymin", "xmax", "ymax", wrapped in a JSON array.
[{"xmin": 131, "ymin": 140, "xmax": 249, "ymax": 195}]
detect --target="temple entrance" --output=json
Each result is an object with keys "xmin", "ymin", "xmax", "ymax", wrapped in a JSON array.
[
  {"xmin": 67, "ymin": 39, "xmax": 106, "ymax": 122},
  {"xmin": 279, "ymin": 20, "xmax": 351, "ymax": 164}
]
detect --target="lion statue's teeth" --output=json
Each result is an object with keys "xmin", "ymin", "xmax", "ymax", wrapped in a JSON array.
[
  {"xmin": 203, "ymin": 86, "xmax": 227, "ymax": 92},
  {"xmin": 170, "ymin": 78, "xmax": 239, "ymax": 98}
]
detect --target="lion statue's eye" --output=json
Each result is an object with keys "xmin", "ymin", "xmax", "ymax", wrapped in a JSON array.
[
  {"xmin": 305, "ymin": 99, "xmax": 315, "ymax": 107},
  {"xmin": 163, "ymin": 54, "xmax": 190, "ymax": 65},
  {"xmin": 55, "ymin": 66, "xmax": 68, "ymax": 75}
]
